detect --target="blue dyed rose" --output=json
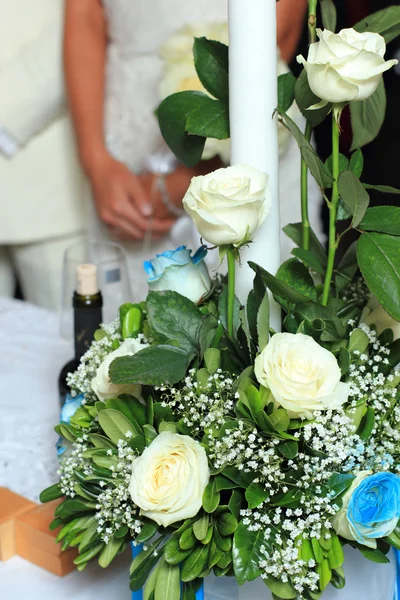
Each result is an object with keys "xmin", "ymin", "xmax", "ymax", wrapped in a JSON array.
[
  {"xmin": 144, "ymin": 246, "xmax": 211, "ymax": 304},
  {"xmin": 57, "ymin": 393, "xmax": 84, "ymax": 457},
  {"xmin": 332, "ymin": 471, "xmax": 400, "ymax": 548}
]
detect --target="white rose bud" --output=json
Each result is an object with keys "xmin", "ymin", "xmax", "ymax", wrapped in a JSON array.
[
  {"xmin": 297, "ymin": 28, "xmax": 398, "ymax": 106},
  {"xmin": 91, "ymin": 338, "xmax": 148, "ymax": 401},
  {"xmin": 183, "ymin": 165, "xmax": 271, "ymax": 247},
  {"xmin": 129, "ymin": 432, "xmax": 210, "ymax": 527},
  {"xmin": 361, "ymin": 296, "xmax": 400, "ymax": 341},
  {"xmin": 254, "ymin": 332, "xmax": 350, "ymax": 418}
]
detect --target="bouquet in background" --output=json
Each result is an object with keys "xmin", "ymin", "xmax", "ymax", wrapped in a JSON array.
[{"xmin": 41, "ymin": 2, "xmax": 400, "ymax": 599}]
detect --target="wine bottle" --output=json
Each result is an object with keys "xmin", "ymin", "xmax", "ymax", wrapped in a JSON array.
[{"xmin": 58, "ymin": 264, "xmax": 103, "ymax": 407}]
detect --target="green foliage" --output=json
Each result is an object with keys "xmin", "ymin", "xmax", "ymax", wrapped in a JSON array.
[
  {"xmin": 354, "ymin": 5, "xmax": 400, "ymax": 43},
  {"xmin": 294, "ymin": 70, "xmax": 331, "ymax": 127},
  {"xmin": 283, "ymin": 222, "xmax": 327, "ymax": 267},
  {"xmin": 278, "ymin": 73, "xmax": 296, "ymax": 112},
  {"xmin": 232, "ymin": 522, "xmax": 264, "ymax": 584},
  {"xmin": 110, "ymin": 345, "xmax": 190, "ymax": 386},
  {"xmin": 320, "ymin": 0, "xmax": 337, "ymax": 32},
  {"xmin": 357, "ymin": 232, "xmax": 400, "ymax": 321},
  {"xmin": 193, "ymin": 38, "xmax": 229, "ymax": 102},
  {"xmin": 350, "ymin": 80, "xmax": 386, "ymax": 150},
  {"xmin": 338, "ymin": 171, "xmax": 370, "ymax": 228},
  {"xmin": 359, "ymin": 206, "xmax": 400, "ymax": 236}
]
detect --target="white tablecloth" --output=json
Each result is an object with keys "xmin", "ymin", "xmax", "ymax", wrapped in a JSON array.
[{"xmin": 0, "ymin": 299, "xmax": 396, "ymax": 600}]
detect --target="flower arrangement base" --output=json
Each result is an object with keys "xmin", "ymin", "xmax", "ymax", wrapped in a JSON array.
[
  {"xmin": 15, "ymin": 501, "xmax": 78, "ymax": 576},
  {"xmin": 0, "ymin": 487, "xmax": 36, "ymax": 561},
  {"xmin": 131, "ymin": 543, "xmax": 204, "ymax": 600}
]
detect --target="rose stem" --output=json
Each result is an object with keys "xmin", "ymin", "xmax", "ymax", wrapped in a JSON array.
[
  {"xmin": 301, "ymin": 121, "xmax": 312, "ymax": 251},
  {"xmin": 300, "ymin": 0, "xmax": 318, "ymax": 251},
  {"xmin": 321, "ymin": 112, "xmax": 340, "ymax": 306},
  {"xmin": 227, "ymin": 247, "xmax": 236, "ymax": 338}
]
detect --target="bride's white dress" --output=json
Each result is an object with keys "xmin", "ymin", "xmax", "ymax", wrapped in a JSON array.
[
  {"xmin": 91, "ymin": 0, "xmax": 325, "ymax": 301},
  {"xmin": 91, "ymin": 1, "xmax": 396, "ymax": 597}
]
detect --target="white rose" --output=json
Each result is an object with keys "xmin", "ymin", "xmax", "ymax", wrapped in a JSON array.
[
  {"xmin": 183, "ymin": 165, "xmax": 271, "ymax": 246},
  {"xmin": 361, "ymin": 297, "xmax": 400, "ymax": 340},
  {"xmin": 297, "ymin": 28, "xmax": 398, "ymax": 106},
  {"xmin": 144, "ymin": 245, "xmax": 212, "ymax": 304},
  {"xmin": 254, "ymin": 332, "xmax": 350, "ymax": 418},
  {"xmin": 129, "ymin": 431, "xmax": 210, "ymax": 527},
  {"xmin": 91, "ymin": 338, "xmax": 148, "ymax": 401}
]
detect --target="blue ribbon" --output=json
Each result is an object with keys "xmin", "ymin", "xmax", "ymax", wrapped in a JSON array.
[
  {"xmin": 131, "ymin": 543, "xmax": 204, "ymax": 599},
  {"xmin": 395, "ymin": 549, "xmax": 400, "ymax": 600}
]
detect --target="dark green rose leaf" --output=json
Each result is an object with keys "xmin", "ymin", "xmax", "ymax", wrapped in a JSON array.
[
  {"xmin": 350, "ymin": 80, "xmax": 386, "ymax": 150},
  {"xmin": 186, "ymin": 97, "xmax": 229, "ymax": 139},
  {"xmin": 249, "ymin": 262, "xmax": 313, "ymax": 305},
  {"xmin": 278, "ymin": 72, "xmax": 296, "ymax": 112},
  {"xmin": 357, "ymin": 232, "xmax": 400, "ymax": 321},
  {"xmin": 294, "ymin": 303, "xmax": 346, "ymax": 342},
  {"xmin": 350, "ymin": 149, "xmax": 364, "ymax": 178},
  {"xmin": 354, "ymin": 5, "xmax": 400, "ymax": 43},
  {"xmin": 325, "ymin": 153, "xmax": 349, "ymax": 177},
  {"xmin": 110, "ymin": 345, "xmax": 190, "ymax": 386},
  {"xmin": 157, "ymin": 91, "xmax": 207, "ymax": 167},
  {"xmin": 233, "ymin": 522, "xmax": 263, "ymax": 584},
  {"xmin": 193, "ymin": 37, "xmax": 229, "ymax": 101},
  {"xmin": 359, "ymin": 206, "xmax": 400, "ymax": 236},
  {"xmin": 283, "ymin": 222, "xmax": 327, "ymax": 267},
  {"xmin": 291, "ymin": 248, "xmax": 325, "ymax": 275},
  {"xmin": 147, "ymin": 291, "xmax": 203, "ymax": 357},
  {"xmin": 320, "ymin": 0, "xmax": 337, "ymax": 32},
  {"xmin": 277, "ymin": 259, "xmax": 318, "ymax": 302},
  {"xmin": 245, "ymin": 482, "xmax": 269, "ymax": 509},
  {"xmin": 338, "ymin": 170, "xmax": 370, "ymax": 228},
  {"xmin": 363, "ymin": 184, "xmax": 400, "ymax": 195}
]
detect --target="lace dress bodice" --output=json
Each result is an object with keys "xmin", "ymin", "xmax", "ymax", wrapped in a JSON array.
[{"xmin": 102, "ymin": 0, "xmax": 227, "ymax": 171}]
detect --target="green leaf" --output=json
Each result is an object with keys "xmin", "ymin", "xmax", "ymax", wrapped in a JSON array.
[
  {"xmin": 217, "ymin": 512, "xmax": 238, "ymax": 536},
  {"xmin": 294, "ymin": 70, "xmax": 331, "ymax": 127},
  {"xmin": 228, "ymin": 490, "xmax": 245, "ymax": 520},
  {"xmin": 193, "ymin": 515, "xmax": 210, "ymax": 541},
  {"xmin": 147, "ymin": 291, "xmax": 203, "ymax": 357},
  {"xmin": 110, "ymin": 345, "xmax": 190, "ymax": 386},
  {"xmin": 144, "ymin": 560, "xmax": 162, "ymax": 600},
  {"xmin": 283, "ymin": 222, "xmax": 327, "ymax": 267},
  {"xmin": 278, "ymin": 72, "xmax": 296, "ymax": 112},
  {"xmin": 338, "ymin": 170, "xmax": 370, "ymax": 228},
  {"xmin": 350, "ymin": 149, "xmax": 364, "ymax": 179},
  {"xmin": 136, "ymin": 521, "xmax": 158, "ymax": 544},
  {"xmin": 277, "ymin": 441, "xmax": 299, "ymax": 459},
  {"xmin": 325, "ymin": 153, "xmax": 349, "ymax": 177},
  {"xmin": 40, "ymin": 484, "xmax": 63, "ymax": 503},
  {"xmin": 291, "ymin": 248, "xmax": 324, "ymax": 275},
  {"xmin": 249, "ymin": 262, "xmax": 312, "ymax": 305},
  {"xmin": 358, "ymin": 406, "xmax": 375, "ymax": 441},
  {"xmin": 354, "ymin": 5, "xmax": 400, "ymax": 43},
  {"xmin": 181, "ymin": 545, "xmax": 209, "ymax": 582},
  {"xmin": 186, "ymin": 97, "xmax": 229, "ymax": 139},
  {"xmin": 88, "ymin": 434, "xmax": 117, "ymax": 450},
  {"xmin": 193, "ymin": 37, "xmax": 229, "ymax": 101},
  {"xmin": 257, "ymin": 292, "xmax": 270, "ymax": 351},
  {"xmin": 320, "ymin": 0, "xmax": 337, "ymax": 31},
  {"xmin": 155, "ymin": 560, "xmax": 181, "ymax": 600},
  {"xmin": 218, "ymin": 285, "xmax": 241, "ymax": 336},
  {"xmin": 294, "ymin": 303, "xmax": 346, "ymax": 342},
  {"xmin": 203, "ymin": 479, "xmax": 220, "ymax": 513},
  {"xmin": 265, "ymin": 577, "xmax": 297, "ymax": 599},
  {"xmin": 348, "ymin": 329, "xmax": 370, "ymax": 354},
  {"xmin": 268, "ymin": 409, "xmax": 290, "ymax": 433},
  {"xmin": 363, "ymin": 184, "xmax": 400, "ymax": 196},
  {"xmin": 130, "ymin": 538, "xmax": 165, "ymax": 590},
  {"xmin": 359, "ymin": 206, "xmax": 400, "ymax": 236},
  {"xmin": 278, "ymin": 110, "xmax": 334, "ymax": 189},
  {"xmin": 233, "ymin": 522, "xmax": 263, "ymax": 584},
  {"xmin": 335, "ymin": 241, "xmax": 359, "ymax": 293},
  {"xmin": 358, "ymin": 546, "xmax": 390, "ymax": 564},
  {"xmin": 245, "ymin": 483, "xmax": 269, "ymax": 509},
  {"xmin": 204, "ymin": 348, "xmax": 221, "ymax": 375},
  {"xmin": 157, "ymin": 91, "xmax": 207, "ymax": 167},
  {"xmin": 98, "ymin": 536, "xmax": 124, "ymax": 568},
  {"xmin": 277, "ymin": 259, "xmax": 318, "ymax": 302},
  {"xmin": 164, "ymin": 535, "xmax": 193, "ymax": 565},
  {"xmin": 122, "ymin": 306, "xmax": 143, "ymax": 339},
  {"xmin": 105, "ymin": 397, "xmax": 144, "ymax": 435},
  {"xmin": 98, "ymin": 409, "xmax": 138, "ymax": 445},
  {"xmin": 350, "ymin": 79, "xmax": 386, "ymax": 150},
  {"xmin": 328, "ymin": 473, "xmax": 356, "ymax": 498},
  {"xmin": 357, "ymin": 232, "xmax": 400, "ymax": 321},
  {"xmin": 247, "ymin": 272, "xmax": 267, "ymax": 342}
]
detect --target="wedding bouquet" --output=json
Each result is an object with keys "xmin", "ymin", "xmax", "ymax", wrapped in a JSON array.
[{"xmin": 41, "ymin": 2, "xmax": 400, "ymax": 599}]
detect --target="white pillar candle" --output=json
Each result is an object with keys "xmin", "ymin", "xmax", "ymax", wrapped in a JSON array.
[{"xmin": 229, "ymin": 0, "xmax": 281, "ymax": 331}]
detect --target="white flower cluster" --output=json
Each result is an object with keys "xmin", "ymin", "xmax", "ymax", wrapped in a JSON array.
[
  {"xmin": 66, "ymin": 319, "xmax": 122, "ymax": 402},
  {"xmin": 95, "ymin": 440, "xmax": 143, "ymax": 543},
  {"xmin": 58, "ymin": 434, "xmax": 143, "ymax": 544},
  {"xmin": 345, "ymin": 324, "xmax": 400, "ymax": 473},
  {"xmin": 160, "ymin": 369, "xmax": 237, "ymax": 434}
]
